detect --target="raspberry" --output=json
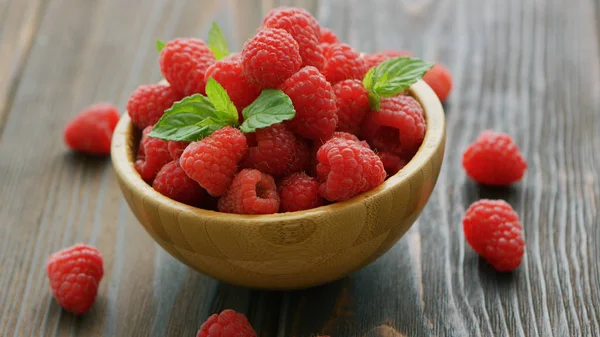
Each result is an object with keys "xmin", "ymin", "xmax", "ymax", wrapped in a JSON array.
[
  {"xmin": 46, "ymin": 244, "xmax": 103, "ymax": 315},
  {"xmin": 180, "ymin": 126, "xmax": 247, "ymax": 197},
  {"xmin": 262, "ymin": 7, "xmax": 324, "ymax": 69},
  {"xmin": 159, "ymin": 38, "xmax": 216, "ymax": 96},
  {"xmin": 321, "ymin": 43, "xmax": 366, "ymax": 84},
  {"xmin": 197, "ymin": 309, "xmax": 256, "ymax": 337},
  {"xmin": 378, "ymin": 151, "xmax": 408, "ymax": 176},
  {"xmin": 332, "ymin": 79, "xmax": 369, "ymax": 134},
  {"xmin": 362, "ymin": 50, "xmax": 413, "ymax": 71},
  {"xmin": 218, "ymin": 169, "xmax": 280, "ymax": 214},
  {"xmin": 126, "ymin": 83, "xmax": 182, "ymax": 129},
  {"xmin": 241, "ymin": 28, "xmax": 302, "ymax": 89},
  {"xmin": 134, "ymin": 126, "xmax": 172, "ymax": 183},
  {"xmin": 320, "ymin": 27, "xmax": 339, "ymax": 44},
  {"xmin": 462, "ymin": 130, "xmax": 527, "ymax": 185},
  {"xmin": 204, "ymin": 58, "xmax": 261, "ymax": 116},
  {"xmin": 279, "ymin": 172, "xmax": 324, "ymax": 212},
  {"xmin": 243, "ymin": 124, "xmax": 297, "ymax": 176},
  {"xmin": 462, "ymin": 199, "xmax": 525, "ymax": 271},
  {"xmin": 167, "ymin": 140, "xmax": 189, "ymax": 160},
  {"xmin": 63, "ymin": 103, "xmax": 120, "ymax": 155},
  {"xmin": 361, "ymin": 95, "xmax": 426, "ymax": 154},
  {"xmin": 423, "ymin": 63, "xmax": 452, "ymax": 102},
  {"xmin": 287, "ymin": 137, "xmax": 311, "ymax": 174},
  {"xmin": 153, "ymin": 161, "xmax": 206, "ymax": 206},
  {"xmin": 281, "ymin": 66, "xmax": 338, "ymax": 140},
  {"xmin": 316, "ymin": 138, "xmax": 385, "ymax": 201}
]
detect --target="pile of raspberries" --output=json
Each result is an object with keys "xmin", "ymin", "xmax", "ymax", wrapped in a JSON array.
[{"xmin": 123, "ymin": 7, "xmax": 451, "ymax": 215}]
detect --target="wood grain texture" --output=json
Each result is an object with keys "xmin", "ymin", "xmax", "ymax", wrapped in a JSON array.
[{"xmin": 0, "ymin": 0, "xmax": 599, "ymax": 336}]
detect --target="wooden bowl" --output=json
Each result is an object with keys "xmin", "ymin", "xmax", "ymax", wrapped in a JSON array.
[{"xmin": 110, "ymin": 80, "xmax": 445, "ymax": 290}]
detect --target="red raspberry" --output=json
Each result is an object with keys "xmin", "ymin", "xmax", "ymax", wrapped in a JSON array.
[
  {"xmin": 287, "ymin": 137, "xmax": 311, "ymax": 174},
  {"xmin": 361, "ymin": 95, "xmax": 425, "ymax": 154},
  {"xmin": 167, "ymin": 140, "xmax": 189, "ymax": 160},
  {"xmin": 63, "ymin": 103, "xmax": 120, "ymax": 156},
  {"xmin": 126, "ymin": 83, "xmax": 182, "ymax": 129},
  {"xmin": 159, "ymin": 38, "xmax": 216, "ymax": 96},
  {"xmin": 197, "ymin": 309, "xmax": 256, "ymax": 337},
  {"xmin": 134, "ymin": 126, "xmax": 171, "ymax": 183},
  {"xmin": 243, "ymin": 124, "xmax": 297, "ymax": 177},
  {"xmin": 153, "ymin": 161, "xmax": 206, "ymax": 206},
  {"xmin": 317, "ymin": 138, "xmax": 385, "ymax": 201},
  {"xmin": 378, "ymin": 151, "xmax": 408, "ymax": 176},
  {"xmin": 332, "ymin": 79, "xmax": 369, "ymax": 134},
  {"xmin": 279, "ymin": 172, "xmax": 324, "ymax": 212},
  {"xmin": 46, "ymin": 244, "xmax": 103, "ymax": 315},
  {"xmin": 241, "ymin": 28, "xmax": 302, "ymax": 89},
  {"xmin": 262, "ymin": 7, "xmax": 324, "ymax": 69},
  {"xmin": 462, "ymin": 130, "xmax": 527, "ymax": 185},
  {"xmin": 321, "ymin": 43, "xmax": 366, "ymax": 84},
  {"xmin": 180, "ymin": 126, "xmax": 247, "ymax": 197},
  {"xmin": 281, "ymin": 66, "xmax": 338, "ymax": 140},
  {"xmin": 423, "ymin": 63, "xmax": 452, "ymax": 102},
  {"xmin": 204, "ymin": 58, "xmax": 261, "ymax": 117},
  {"xmin": 218, "ymin": 169, "xmax": 280, "ymax": 214},
  {"xmin": 462, "ymin": 199, "xmax": 525, "ymax": 271},
  {"xmin": 362, "ymin": 50, "xmax": 413, "ymax": 71},
  {"xmin": 320, "ymin": 27, "xmax": 339, "ymax": 44}
]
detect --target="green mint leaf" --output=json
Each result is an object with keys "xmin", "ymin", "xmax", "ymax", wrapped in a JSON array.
[
  {"xmin": 156, "ymin": 40, "xmax": 166, "ymax": 52},
  {"xmin": 148, "ymin": 94, "xmax": 225, "ymax": 141},
  {"xmin": 205, "ymin": 78, "xmax": 238, "ymax": 126},
  {"xmin": 208, "ymin": 22, "xmax": 230, "ymax": 60},
  {"xmin": 240, "ymin": 89, "xmax": 295, "ymax": 133},
  {"xmin": 364, "ymin": 57, "xmax": 434, "ymax": 110}
]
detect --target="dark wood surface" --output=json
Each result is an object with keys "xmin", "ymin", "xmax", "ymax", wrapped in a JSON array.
[{"xmin": 1, "ymin": 0, "xmax": 599, "ymax": 336}]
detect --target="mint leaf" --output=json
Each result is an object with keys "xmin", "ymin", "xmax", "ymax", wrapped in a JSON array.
[
  {"xmin": 205, "ymin": 78, "xmax": 238, "ymax": 126},
  {"xmin": 148, "ymin": 94, "xmax": 227, "ymax": 141},
  {"xmin": 208, "ymin": 22, "xmax": 229, "ymax": 60},
  {"xmin": 156, "ymin": 40, "xmax": 166, "ymax": 52},
  {"xmin": 240, "ymin": 90, "xmax": 295, "ymax": 133},
  {"xmin": 365, "ymin": 57, "xmax": 434, "ymax": 110}
]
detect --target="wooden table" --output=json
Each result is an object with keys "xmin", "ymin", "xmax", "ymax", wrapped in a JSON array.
[{"xmin": 1, "ymin": 0, "xmax": 599, "ymax": 336}]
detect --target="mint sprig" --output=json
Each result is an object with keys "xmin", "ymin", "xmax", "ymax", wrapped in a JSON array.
[
  {"xmin": 240, "ymin": 90, "xmax": 296, "ymax": 133},
  {"xmin": 205, "ymin": 78, "xmax": 238, "ymax": 125},
  {"xmin": 363, "ymin": 57, "xmax": 434, "ymax": 110},
  {"xmin": 156, "ymin": 40, "xmax": 166, "ymax": 52},
  {"xmin": 208, "ymin": 22, "xmax": 230, "ymax": 60}
]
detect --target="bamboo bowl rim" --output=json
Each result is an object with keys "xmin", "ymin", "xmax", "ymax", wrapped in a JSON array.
[{"xmin": 111, "ymin": 80, "xmax": 445, "ymax": 223}]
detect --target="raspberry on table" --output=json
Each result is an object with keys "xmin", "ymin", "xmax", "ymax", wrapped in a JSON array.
[
  {"xmin": 321, "ymin": 43, "xmax": 366, "ymax": 84},
  {"xmin": 241, "ymin": 28, "xmax": 302, "ymax": 89},
  {"xmin": 46, "ymin": 244, "xmax": 103, "ymax": 315},
  {"xmin": 153, "ymin": 161, "xmax": 206, "ymax": 206},
  {"xmin": 462, "ymin": 130, "xmax": 527, "ymax": 185},
  {"xmin": 462, "ymin": 199, "xmax": 525, "ymax": 271},
  {"xmin": 262, "ymin": 7, "xmax": 324, "ymax": 69},
  {"xmin": 218, "ymin": 169, "xmax": 280, "ymax": 214},
  {"xmin": 281, "ymin": 66, "xmax": 338, "ymax": 140},
  {"xmin": 180, "ymin": 126, "xmax": 247, "ymax": 197},
  {"xmin": 332, "ymin": 79, "xmax": 370, "ymax": 134},
  {"xmin": 316, "ymin": 138, "xmax": 385, "ymax": 201},
  {"xmin": 378, "ymin": 151, "xmax": 408, "ymax": 176},
  {"xmin": 423, "ymin": 63, "xmax": 453, "ymax": 102},
  {"xmin": 167, "ymin": 140, "xmax": 189, "ymax": 160},
  {"xmin": 159, "ymin": 38, "xmax": 216, "ymax": 96},
  {"xmin": 63, "ymin": 103, "xmax": 120, "ymax": 156},
  {"xmin": 361, "ymin": 95, "xmax": 426, "ymax": 154},
  {"xmin": 279, "ymin": 172, "xmax": 324, "ymax": 212},
  {"xmin": 204, "ymin": 58, "xmax": 261, "ymax": 117},
  {"xmin": 243, "ymin": 124, "xmax": 297, "ymax": 177},
  {"xmin": 126, "ymin": 83, "xmax": 182, "ymax": 129},
  {"xmin": 134, "ymin": 126, "xmax": 172, "ymax": 183},
  {"xmin": 197, "ymin": 309, "xmax": 256, "ymax": 337},
  {"xmin": 320, "ymin": 27, "xmax": 339, "ymax": 44}
]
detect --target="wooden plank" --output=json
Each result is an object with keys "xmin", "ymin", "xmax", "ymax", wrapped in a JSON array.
[{"xmin": 280, "ymin": 0, "xmax": 600, "ymax": 336}]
